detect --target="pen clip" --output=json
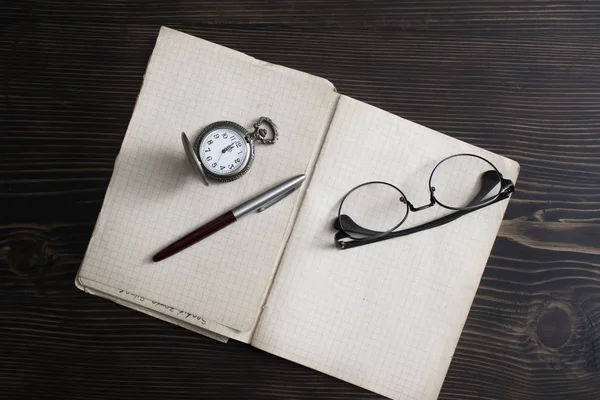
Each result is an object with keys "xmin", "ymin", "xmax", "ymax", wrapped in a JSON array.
[{"xmin": 257, "ymin": 186, "xmax": 299, "ymax": 213}]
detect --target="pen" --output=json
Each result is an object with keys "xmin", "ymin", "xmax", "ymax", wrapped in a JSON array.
[{"xmin": 152, "ymin": 174, "xmax": 306, "ymax": 262}]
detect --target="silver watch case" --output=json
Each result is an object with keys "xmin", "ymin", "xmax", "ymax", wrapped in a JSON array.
[{"xmin": 182, "ymin": 121, "xmax": 254, "ymax": 186}]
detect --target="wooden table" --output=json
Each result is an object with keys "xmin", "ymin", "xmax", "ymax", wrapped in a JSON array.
[{"xmin": 2, "ymin": 2, "xmax": 599, "ymax": 399}]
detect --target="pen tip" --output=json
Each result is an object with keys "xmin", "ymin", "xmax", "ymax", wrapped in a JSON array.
[{"xmin": 152, "ymin": 253, "xmax": 163, "ymax": 262}]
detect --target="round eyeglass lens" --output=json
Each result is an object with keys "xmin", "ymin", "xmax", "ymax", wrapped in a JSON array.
[
  {"xmin": 430, "ymin": 154, "xmax": 502, "ymax": 210},
  {"xmin": 338, "ymin": 182, "xmax": 409, "ymax": 240}
]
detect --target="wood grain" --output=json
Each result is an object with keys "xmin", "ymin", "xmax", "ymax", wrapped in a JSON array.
[{"xmin": 2, "ymin": 1, "xmax": 600, "ymax": 399}]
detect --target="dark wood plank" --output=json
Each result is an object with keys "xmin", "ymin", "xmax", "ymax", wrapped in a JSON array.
[
  {"xmin": 2, "ymin": 1, "xmax": 600, "ymax": 399},
  {"xmin": 5, "ymin": 0, "xmax": 600, "ymax": 32}
]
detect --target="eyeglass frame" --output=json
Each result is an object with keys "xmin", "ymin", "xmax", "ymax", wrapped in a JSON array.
[{"xmin": 334, "ymin": 153, "xmax": 515, "ymax": 250}]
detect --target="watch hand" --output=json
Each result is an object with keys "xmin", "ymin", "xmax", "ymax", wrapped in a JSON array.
[
  {"xmin": 217, "ymin": 144, "xmax": 233, "ymax": 163},
  {"xmin": 221, "ymin": 144, "xmax": 234, "ymax": 153}
]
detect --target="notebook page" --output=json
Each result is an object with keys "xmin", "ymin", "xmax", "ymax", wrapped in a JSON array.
[
  {"xmin": 76, "ymin": 277, "xmax": 230, "ymax": 343},
  {"xmin": 77, "ymin": 27, "xmax": 338, "ymax": 335},
  {"xmin": 252, "ymin": 96, "xmax": 519, "ymax": 399},
  {"xmin": 76, "ymin": 276, "xmax": 252, "ymax": 343}
]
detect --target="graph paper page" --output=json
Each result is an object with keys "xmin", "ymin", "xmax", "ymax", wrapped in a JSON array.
[
  {"xmin": 76, "ymin": 27, "xmax": 338, "ymax": 335},
  {"xmin": 252, "ymin": 96, "xmax": 519, "ymax": 399}
]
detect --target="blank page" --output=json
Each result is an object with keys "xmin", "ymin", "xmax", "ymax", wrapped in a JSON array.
[
  {"xmin": 77, "ymin": 27, "xmax": 338, "ymax": 335},
  {"xmin": 252, "ymin": 96, "xmax": 519, "ymax": 399}
]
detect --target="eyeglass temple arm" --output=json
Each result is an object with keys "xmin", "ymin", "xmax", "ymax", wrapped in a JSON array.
[
  {"xmin": 336, "ymin": 175, "xmax": 515, "ymax": 249},
  {"xmin": 336, "ymin": 207, "xmax": 472, "ymax": 249},
  {"xmin": 334, "ymin": 215, "xmax": 384, "ymax": 236}
]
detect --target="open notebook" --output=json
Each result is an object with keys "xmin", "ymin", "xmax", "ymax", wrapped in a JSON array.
[{"xmin": 76, "ymin": 27, "xmax": 519, "ymax": 400}]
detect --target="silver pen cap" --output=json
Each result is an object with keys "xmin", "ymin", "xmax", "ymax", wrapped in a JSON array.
[{"xmin": 232, "ymin": 174, "xmax": 306, "ymax": 218}]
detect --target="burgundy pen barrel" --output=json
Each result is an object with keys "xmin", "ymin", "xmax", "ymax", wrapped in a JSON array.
[{"xmin": 152, "ymin": 211, "xmax": 237, "ymax": 262}]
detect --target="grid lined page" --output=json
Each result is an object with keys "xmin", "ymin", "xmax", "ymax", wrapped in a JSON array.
[
  {"xmin": 76, "ymin": 277, "xmax": 230, "ymax": 343},
  {"xmin": 77, "ymin": 27, "xmax": 338, "ymax": 335},
  {"xmin": 252, "ymin": 96, "xmax": 520, "ymax": 400}
]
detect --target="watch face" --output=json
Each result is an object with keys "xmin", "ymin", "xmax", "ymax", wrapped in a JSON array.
[{"xmin": 198, "ymin": 127, "xmax": 248, "ymax": 176}]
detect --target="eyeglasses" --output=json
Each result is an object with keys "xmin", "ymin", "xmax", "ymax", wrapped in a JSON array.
[{"xmin": 334, "ymin": 153, "xmax": 515, "ymax": 249}]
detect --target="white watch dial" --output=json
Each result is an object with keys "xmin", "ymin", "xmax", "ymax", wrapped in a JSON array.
[{"xmin": 199, "ymin": 128, "xmax": 248, "ymax": 175}]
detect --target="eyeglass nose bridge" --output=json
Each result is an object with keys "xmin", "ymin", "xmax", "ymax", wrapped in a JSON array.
[{"xmin": 402, "ymin": 194, "xmax": 436, "ymax": 212}]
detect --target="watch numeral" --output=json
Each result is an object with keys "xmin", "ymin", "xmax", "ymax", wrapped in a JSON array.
[
  {"xmin": 212, "ymin": 163, "xmax": 217, "ymax": 167},
  {"xmin": 228, "ymin": 164, "xmax": 234, "ymax": 169},
  {"xmin": 235, "ymin": 141, "xmax": 242, "ymax": 148},
  {"xmin": 235, "ymin": 158, "xmax": 241, "ymax": 163},
  {"xmin": 220, "ymin": 166, "xmax": 225, "ymax": 170},
  {"xmin": 206, "ymin": 156, "xmax": 212, "ymax": 161},
  {"xmin": 204, "ymin": 148, "xmax": 210, "ymax": 152},
  {"xmin": 214, "ymin": 133, "xmax": 220, "ymax": 139},
  {"xmin": 223, "ymin": 133, "xmax": 228, "ymax": 139},
  {"xmin": 207, "ymin": 140, "xmax": 213, "ymax": 145},
  {"xmin": 231, "ymin": 136, "xmax": 236, "ymax": 141}
]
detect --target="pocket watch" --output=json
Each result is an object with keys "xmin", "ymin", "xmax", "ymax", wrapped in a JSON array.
[{"xmin": 182, "ymin": 117, "xmax": 278, "ymax": 185}]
